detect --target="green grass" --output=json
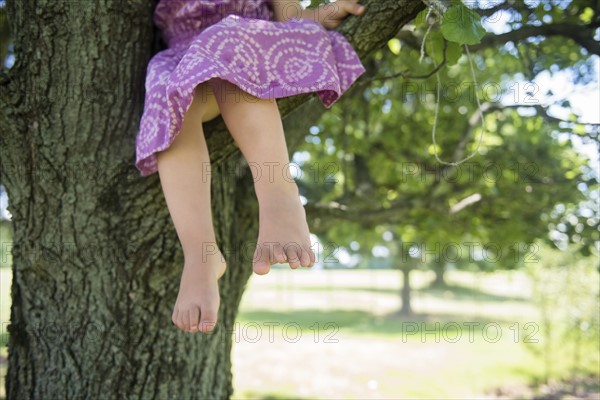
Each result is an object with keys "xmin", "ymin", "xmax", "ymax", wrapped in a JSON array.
[
  {"xmin": 0, "ymin": 266, "xmax": 598, "ymax": 399},
  {"xmin": 231, "ymin": 268, "xmax": 598, "ymax": 399},
  {"xmin": 256, "ymin": 282, "xmax": 529, "ymax": 302},
  {"xmin": 236, "ymin": 308, "xmax": 517, "ymax": 338}
]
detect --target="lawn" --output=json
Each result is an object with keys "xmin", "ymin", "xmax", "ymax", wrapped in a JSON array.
[
  {"xmin": 231, "ymin": 268, "xmax": 549, "ymax": 399},
  {"xmin": 0, "ymin": 267, "xmax": 598, "ymax": 399}
]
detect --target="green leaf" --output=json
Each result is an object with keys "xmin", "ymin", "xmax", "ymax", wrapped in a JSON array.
[
  {"xmin": 424, "ymin": 31, "xmax": 445, "ymax": 65},
  {"xmin": 445, "ymin": 40, "xmax": 462, "ymax": 65},
  {"xmin": 414, "ymin": 8, "xmax": 430, "ymax": 29},
  {"xmin": 424, "ymin": 31, "xmax": 462, "ymax": 65},
  {"xmin": 387, "ymin": 38, "xmax": 401, "ymax": 55},
  {"xmin": 579, "ymin": 7, "xmax": 594, "ymax": 24},
  {"xmin": 440, "ymin": 5, "xmax": 486, "ymax": 45}
]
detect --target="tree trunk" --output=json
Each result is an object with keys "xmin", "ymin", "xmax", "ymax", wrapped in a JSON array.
[
  {"xmin": 399, "ymin": 266, "xmax": 413, "ymax": 316},
  {"xmin": 431, "ymin": 261, "xmax": 446, "ymax": 287},
  {"xmin": 0, "ymin": 0, "xmax": 424, "ymax": 398}
]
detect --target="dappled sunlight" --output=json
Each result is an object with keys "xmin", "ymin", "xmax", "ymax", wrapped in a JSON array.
[
  {"xmin": 231, "ymin": 266, "xmax": 600, "ymax": 399},
  {"xmin": 231, "ymin": 269, "xmax": 559, "ymax": 399}
]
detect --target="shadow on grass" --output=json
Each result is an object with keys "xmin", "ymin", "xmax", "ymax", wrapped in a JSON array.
[
  {"xmin": 236, "ymin": 392, "xmax": 315, "ymax": 400},
  {"xmin": 237, "ymin": 308, "xmax": 513, "ymax": 337},
  {"xmin": 266, "ymin": 282, "xmax": 528, "ymax": 303},
  {"xmin": 490, "ymin": 373, "xmax": 600, "ymax": 400},
  {"xmin": 417, "ymin": 282, "xmax": 529, "ymax": 303}
]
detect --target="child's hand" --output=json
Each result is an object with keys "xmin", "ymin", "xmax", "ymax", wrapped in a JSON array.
[{"xmin": 304, "ymin": 0, "xmax": 365, "ymax": 30}]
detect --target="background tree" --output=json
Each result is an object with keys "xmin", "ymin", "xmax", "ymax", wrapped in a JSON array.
[{"xmin": 297, "ymin": 0, "xmax": 598, "ymax": 314}]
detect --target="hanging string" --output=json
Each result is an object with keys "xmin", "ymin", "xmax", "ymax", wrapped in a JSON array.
[
  {"xmin": 431, "ymin": 45, "xmax": 486, "ymax": 166},
  {"xmin": 419, "ymin": 7, "xmax": 434, "ymax": 64},
  {"xmin": 418, "ymin": 6, "xmax": 487, "ymax": 166}
]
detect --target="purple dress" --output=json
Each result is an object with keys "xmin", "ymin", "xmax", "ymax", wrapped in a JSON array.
[{"xmin": 135, "ymin": 0, "xmax": 365, "ymax": 176}]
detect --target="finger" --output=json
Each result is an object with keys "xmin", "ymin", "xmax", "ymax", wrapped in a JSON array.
[{"xmin": 343, "ymin": 1, "xmax": 365, "ymax": 16}]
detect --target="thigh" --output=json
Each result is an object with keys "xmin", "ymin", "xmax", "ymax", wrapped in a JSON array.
[
  {"xmin": 192, "ymin": 82, "xmax": 221, "ymax": 123},
  {"xmin": 159, "ymin": 82, "xmax": 220, "ymax": 156}
]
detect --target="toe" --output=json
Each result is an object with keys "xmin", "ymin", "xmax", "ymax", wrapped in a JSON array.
[
  {"xmin": 299, "ymin": 247, "xmax": 311, "ymax": 267},
  {"xmin": 273, "ymin": 244, "xmax": 287, "ymax": 264},
  {"xmin": 181, "ymin": 309, "xmax": 191, "ymax": 332},
  {"xmin": 307, "ymin": 245, "xmax": 316, "ymax": 266},
  {"xmin": 199, "ymin": 305, "xmax": 218, "ymax": 333},
  {"xmin": 199, "ymin": 321, "xmax": 217, "ymax": 334},
  {"xmin": 176, "ymin": 309, "xmax": 187, "ymax": 332},
  {"xmin": 189, "ymin": 307, "xmax": 200, "ymax": 333},
  {"xmin": 253, "ymin": 244, "xmax": 271, "ymax": 275},
  {"xmin": 172, "ymin": 308, "xmax": 180, "ymax": 327},
  {"xmin": 285, "ymin": 243, "xmax": 301, "ymax": 269}
]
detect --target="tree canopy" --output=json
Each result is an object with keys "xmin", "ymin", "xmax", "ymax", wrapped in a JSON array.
[{"xmin": 296, "ymin": 0, "xmax": 599, "ymax": 268}]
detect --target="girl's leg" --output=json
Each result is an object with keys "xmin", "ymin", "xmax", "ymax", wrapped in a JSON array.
[
  {"xmin": 157, "ymin": 83, "xmax": 224, "ymax": 334},
  {"xmin": 208, "ymin": 78, "xmax": 316, "ymax": 275}
]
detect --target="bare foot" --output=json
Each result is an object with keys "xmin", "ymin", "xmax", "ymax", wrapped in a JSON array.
[
  {"xmin": 171, "ymin": 249, "xmax": 227, "ymax": 333},
  {"xmin": 253, "ymin": 186, "xmax": 316, "ymax": 274}
]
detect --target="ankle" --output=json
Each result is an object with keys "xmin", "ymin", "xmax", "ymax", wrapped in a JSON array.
[
  {"xmin": 255, "ymin": 180, "xmax": 300, "ymax": 204},
  {"xmin": 182, "ymin": 243, "xmax": 225, "ymax": 264}
]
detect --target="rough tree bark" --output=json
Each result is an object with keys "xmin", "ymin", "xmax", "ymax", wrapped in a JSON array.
[
  {"xmin": 0, "ymin": 0, "xmax": 424, "ymax": 398},
  {"xmin": 399, "ymin": 266, "xmax": 413, "ymax": 315}
]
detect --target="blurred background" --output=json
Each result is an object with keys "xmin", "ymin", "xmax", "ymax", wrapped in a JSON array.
[{"xmin": 0, "ymin": 0, "xmax": 598, "ymax": 399}]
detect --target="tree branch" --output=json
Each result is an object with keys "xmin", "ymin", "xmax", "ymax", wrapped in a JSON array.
[
  {"xmin": 304, "ymin": 98, "xmax": 598, "ymax": 230},
  {"xmin": 371, "ymin": 59, "xmax": 446, "ymax": 82},
  {"xmin": 494, "ymin": 103, "xmax": 600, "ymax": 133},
  {"xmin": 397, "ymin": 22, "xmax": 600, "ymax": 56},
  {"xmin": 476, "ymin": 0, "xmax": 534, "ymax": 18},
  {"xmin": 420, "ymin": 0, "xmax": 450, "ymax": 15},
  {"xmin": 470, "ymin": 22, "xmax": 600, "ymax": 55},
  {"xmin": 449, "ymin": 101, "xmax": 599, "ymax": 166},
  {"xmin": 306, "ymin": 199, "xmax": 412, "ymax": 233},
  {"xmin": 372, "ymin": 36, "xmax": 449, "ymax": 82}
]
